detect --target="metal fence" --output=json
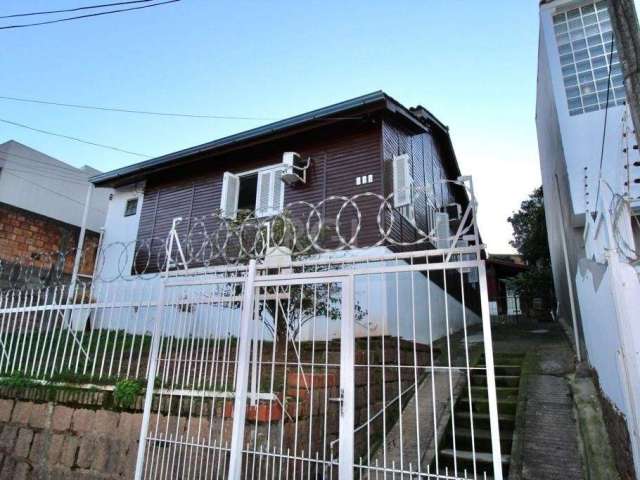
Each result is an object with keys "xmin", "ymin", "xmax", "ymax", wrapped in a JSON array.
[{"xmin": 0, "ymin": 179, "xmax": 507, "ymax": 480}]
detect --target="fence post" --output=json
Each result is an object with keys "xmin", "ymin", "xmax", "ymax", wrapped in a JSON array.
[
  {"xmin": 478, "ymin": 260, "xmax": 504, "ymax": 480},
  {"xmin": 227, "ymin": 260, "xmax": 257, "ymax": 479},
  {"xmin": 134, "ymin": 282, "xmax": 166, "ymax": 480}
]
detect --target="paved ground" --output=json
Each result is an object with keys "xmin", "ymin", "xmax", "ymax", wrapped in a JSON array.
[{"xmin": 490, "ymin": 321, "xmax": 585, "ymax": 480}]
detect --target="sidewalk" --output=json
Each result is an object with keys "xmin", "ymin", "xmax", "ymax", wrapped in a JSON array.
[{"xmin": 490, "ymin": 321, "xmax": 619, "ymax": 480}]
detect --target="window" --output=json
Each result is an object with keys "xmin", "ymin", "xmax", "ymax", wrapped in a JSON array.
[
  {"xmin": 220, "ymin": 166, "xmax": 285, "ymax": 219},
  {"xmin": 553, "ymin": 1, "xmax": 626, "ymax": 116},
  {"xmin": 392, "ymin": 154, "xmax": 415, "ymax": 224},
  {"xmin": 124, "ymin": 198, "xmax": 138, "ymax": 217}
]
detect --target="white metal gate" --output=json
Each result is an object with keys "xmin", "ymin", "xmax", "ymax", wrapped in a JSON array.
[
  {"xmin": 134, "ymin": 266, "xmax": 360, "ymax": 480},
  {"xmin": 132, "ymin": 249, "xmax": 504, "ymax": 480}
]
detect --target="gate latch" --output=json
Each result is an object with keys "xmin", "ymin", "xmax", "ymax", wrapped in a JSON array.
[{"xmin": 329, "ymin": 388, "xmax": 344, "ymax": 415}]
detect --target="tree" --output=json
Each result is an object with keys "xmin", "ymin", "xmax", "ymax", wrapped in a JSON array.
[
  {"xmin": 507, "ymin": 187, "xmax": 555, "ymax": 317},
  {"xmin": 508, "ymin": 186, "xmax": 550, "ymax": 266},
  {"xmin": 227, "ymin": 210, "xmax": 366, "ymax": 347}
]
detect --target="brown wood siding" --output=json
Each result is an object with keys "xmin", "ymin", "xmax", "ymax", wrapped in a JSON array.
[
  {"xmin": 381, "ymin": 117, "xmax": 479, "ymax": 309},
  {"xmin": 381, "ymin": 117, "xmax": 455, "ymax": 247},
  {"xmin": 135, "ymin": 121, "xmax": 383, "ymax": 271}
]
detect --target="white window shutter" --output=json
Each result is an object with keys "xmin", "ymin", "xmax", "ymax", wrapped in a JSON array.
[
  {"xmin": 256, "ymin": 169, "xmax": 284, "ymax": 217},
  {"xmin": 272, "ymin": 169, "xmax": 284, "ymax": 214},
  {"xmin": 393, "ymin": 154, "xmax": 411, "ymax": 207},
  {"xmin": 220, "ymin": 172, "xmax": 240, "ymax": 219},
  {"xmin": 256, "ymin": 170, "xmax": 272, "ymax": 217}
]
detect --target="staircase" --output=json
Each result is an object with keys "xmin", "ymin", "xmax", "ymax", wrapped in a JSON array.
[{"xmin": 431, "ymin": 354, "xmax": 523, "ymax": 479}]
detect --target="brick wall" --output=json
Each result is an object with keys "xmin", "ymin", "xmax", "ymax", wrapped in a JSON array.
[
  {"xmin": 0, "ymin": 399, "xmax": 141, "ymax": 479},
  {"xmin": 0, "ymin": 202, "xmax": 100, "ymax": 288}
]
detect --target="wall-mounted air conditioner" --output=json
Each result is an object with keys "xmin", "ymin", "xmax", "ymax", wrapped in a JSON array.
[{"xmin": 282, "ymin": 152, "xmax": 309, "ymax": 185}]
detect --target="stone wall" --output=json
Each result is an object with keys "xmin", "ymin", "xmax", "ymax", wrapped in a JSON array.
[
  {"xmin": 0, "ymin": 399, "xmax": 141, "ymax": 479},
  {"xmin": 0, "ymin": 338, "xmax": 435, "ymax": 479}
]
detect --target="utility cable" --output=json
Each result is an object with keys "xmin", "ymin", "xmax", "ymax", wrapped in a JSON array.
[
  {"xmin": 0, "ymin": 0, "xmax": 155, "ymax": 19},
  {"xmin": 0, "ymin": 117, "xmax": 150, "ymax": 158},
  {"xmin": 0, "ymin": 95, "xmax": 365, "ymax": 121},
  {"xmin": 3, "ymin": 170, "xmax": 107, "ymax": 214},
  {"xmin": 0, "ymin": 0, "xmax": 179, "ymax": 30}
]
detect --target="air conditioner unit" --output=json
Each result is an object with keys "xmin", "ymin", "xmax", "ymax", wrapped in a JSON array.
[{"xmin": 281, "ymin": 152, "xmax": 309, "ymax": 185}]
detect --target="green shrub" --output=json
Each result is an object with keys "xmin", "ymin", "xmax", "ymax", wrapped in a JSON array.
[
  {"xmin": 0, "ymin": 372, "xmax": 36, "ymax": 389},
  {"xmin": 113, "ymin": 379, "xmax": 143, "ymax": 409}
]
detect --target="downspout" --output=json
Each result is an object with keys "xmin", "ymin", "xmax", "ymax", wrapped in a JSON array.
[
  {"xmin": 70, "ymin": 184, "xmax": 94, "ymax": 289},
  {"xmin": 554, "ymin": 174, "xmax": 582, "ymax": 362}
]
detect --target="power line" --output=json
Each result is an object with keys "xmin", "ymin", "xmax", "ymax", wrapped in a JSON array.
[
  {"xmin": 0, "ymin": 95, "xmax": 365, "ymax": 121},
  {"xmin": 0, "ymin": 117, "xmax": 150, "ymax": 158},
  {"xmin": 0, "ymin": 95, "xmax": 274, "ymax": 121},
  {"xmin": 0, "ymin": 147, "xmax": 93, "ymax": 174},
  {"xmin": 0, "ymin": 0, "xmax": 154, "ymax": 19},
  {"xmin": 3, "ymin": 167, "xmax": 94, "ymax": 186},
  {"xmin": 0, "ymin": 150, "xmax": 107, "ymax": 184},
  {"xmin": 0, "ymin": 0, "xmax": 179, "ymax": 30}
]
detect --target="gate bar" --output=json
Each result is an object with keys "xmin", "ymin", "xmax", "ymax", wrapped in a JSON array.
[
  {"xmin": 478, "ymin": 261, "xmax": 504, "ymax": 480},
  {"xmin": 339, "ymin": 275, "xmax": 355, "ymax": 480},
  {"xmin": 134, "ymin": 282, "xmax": 166, "ymax": 480},
  {"xmin": 227, "ymin": 259, "xmax": 258, "ymax": 479}
]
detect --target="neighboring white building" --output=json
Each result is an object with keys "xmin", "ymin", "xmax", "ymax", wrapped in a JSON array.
[
  {"xmin": 537, "ymin": 0, "xmax": 640, "ymax": 475},
  {"xmin": 0, "ymin": 140, "xmax": 110, "ymax": 233}
]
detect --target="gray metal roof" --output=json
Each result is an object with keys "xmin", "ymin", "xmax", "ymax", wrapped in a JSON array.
[{"xmin": 90, "ymin": 91, "xmax": 446, "ymax": 186}]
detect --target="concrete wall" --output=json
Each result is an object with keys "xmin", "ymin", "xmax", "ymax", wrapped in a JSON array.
[
  {"xmin": 537, "ymin": 0, "xmax": 640, "ymax": 363},
  {"xmin": 87, "ymin": 258, "xmax": 481, "ymax": 346},
  {"xmin": 0, "ymin": 141, "xmax": 111, "ymax": 233},
  {"xmin": 536, "ymin": 21, "xmax": 587, "ymax": 342},
  {"xmin": 95, "ymin": 183, "xmax": 144, "ymax": 282},
  {"xmin": 538, "ymin": 2, "xmax": 640, "ymax": 218},
  {"xmin": 537, "ymin": 2, "xmax": 640, "ymax": 474}
]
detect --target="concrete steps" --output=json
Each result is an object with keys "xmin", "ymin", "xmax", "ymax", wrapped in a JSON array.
[{"xmin": 430, "ymin": 354, "xmax": 524, "ymax": 479}]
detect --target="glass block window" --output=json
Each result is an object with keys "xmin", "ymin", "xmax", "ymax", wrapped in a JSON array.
[{"xmin": 553, "ymin": 1, "xmax": 626, "ymax": 116}]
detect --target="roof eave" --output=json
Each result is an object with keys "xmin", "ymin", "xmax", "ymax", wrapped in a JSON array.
[{"xmin": 90, "ymin": 91, "xmax": 390, "ymax": 187}]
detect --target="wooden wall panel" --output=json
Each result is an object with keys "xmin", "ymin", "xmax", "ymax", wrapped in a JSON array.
[{"xmin": 133, "ymin": 122, "xmax": 383, "ymax": 270}]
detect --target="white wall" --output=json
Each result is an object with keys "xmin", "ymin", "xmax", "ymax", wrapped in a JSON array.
[
  {"xmin": 95, "ymin": 183, "xmax": 145, "ymax": 281},
  {"xmin": 538, "ymin": 2, "xmax": 640, "ymax": 474},
  {"xmin": 383, "ymin": 270, "xmax": 482, "ymax": 344},
  {"xmin": 575, "ymin": 261, "xmax": 628, "ymax": 409},
  {"xmin": 539, "ymin": 2, "xmax": 640, "ymax": 219},
  {"xmin": 0, "ymin": 140, "xmax": 111, "ymax": 232}
]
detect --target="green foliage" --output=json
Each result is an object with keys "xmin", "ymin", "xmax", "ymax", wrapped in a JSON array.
[
  {"xmin": 507, "ymin": 186, "xmax": 555, "ymax": 311},
  {"xmin": 113, "ymin": 379, "xmax": 143, "ymax": 409},
  {"xmin": 507, "ymin": 186, "xmax": 551, "ymax": 266},
  {"xmin": 0, "ymin": 371, "xmax": 37, "ymax": 389},
  {"xmin": 0, "ymin": 329, "xmax": 152, "ymax": 385}
]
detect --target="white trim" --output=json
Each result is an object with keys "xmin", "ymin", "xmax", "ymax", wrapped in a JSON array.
[{"xmin": 236, "ymin": 163, "xmax": 284, "ymax": 178}]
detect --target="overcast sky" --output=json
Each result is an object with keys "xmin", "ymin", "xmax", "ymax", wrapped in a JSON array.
[{"xmin": 0, "ymin": 0, "xmax": 543, "ymax": 252}]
